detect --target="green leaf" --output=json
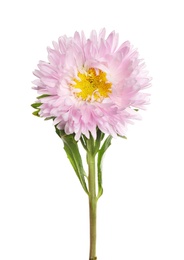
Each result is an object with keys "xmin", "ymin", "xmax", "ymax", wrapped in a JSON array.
[
  {"xmin": 94, "ymin": 129, "xmax": 105, "ymax": 155},
  {"xmin": 80, "ymin": 135, "xmax": 87, "ymax": 151},
  {"xmin": 97, "ymin": 135, "xmax": 112, "ymax": 199},
  {"xmin": 31, "ymin": 103, "xmax": 42, "ymax": 109},
  {"xmin": 55, "ymin": 127, "xmax": 89, "ymax": 195}
]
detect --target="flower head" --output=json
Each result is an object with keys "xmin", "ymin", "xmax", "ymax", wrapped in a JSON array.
[{"xmin": 32, "ymin": 29, "xmax": 151, "ymax": 140}]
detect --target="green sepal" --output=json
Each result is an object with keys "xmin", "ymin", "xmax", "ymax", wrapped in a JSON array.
[
  {"xmin": 44, "ymin": 116, "xmax": 55, "ymax": 121},
  {"xmin": 31, "ymin": 102, "xmax": 41, "ymax": 117},
  {"xmin": 118, "ymin": 135, "xmax": 127, "ymax": 139},
  {"xmin": 37, "ymin": 94, "xmax": 51, "ymax": 99},
  {"xmin": 97, "ymin": 135, "xmax": 112, "ymax": 199},
  {"xmin": 31, "ymin": 103, "xmax": 42, "ymax": 109},
  {"xmin": 55, "ymin": 127, "xmax": 89, "ymax": 195},
  {"xmin": 32, "ymin": 110, "xmax": 40, "ymax": 117},
  {"xmin": 31, "ymin": 94, "xmax": 51, "ymax": 118}
]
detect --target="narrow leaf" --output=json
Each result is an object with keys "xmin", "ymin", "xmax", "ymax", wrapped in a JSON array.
[
  {"xmin": 94, "ymin": 129, "xmax": 105, "ymax": 155},
  {"xmin": 55, "ymin": 127, "xmax": 88, "ymax": 194},
  {"xmin": 97, "ymin": 135, "xmax": 112, "ymax": 199}
]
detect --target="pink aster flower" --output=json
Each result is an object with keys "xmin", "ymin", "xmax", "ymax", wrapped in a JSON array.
[
  {"xmin": 32, "ymin": 29, "xmax": 151, "ymax": 140},
  {"xmin": 32, "ymin": 29, "xmax": 152, "ymax": 260}
]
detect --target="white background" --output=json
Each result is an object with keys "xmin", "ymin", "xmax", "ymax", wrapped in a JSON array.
[{"xmin": 0, "ymin": 0, "xmax": 184, "ymax": 259}]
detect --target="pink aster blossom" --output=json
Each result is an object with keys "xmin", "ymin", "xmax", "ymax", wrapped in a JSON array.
[{"xmin": 33, "ymin": 29, "xmax": 151, "ymax": 140}]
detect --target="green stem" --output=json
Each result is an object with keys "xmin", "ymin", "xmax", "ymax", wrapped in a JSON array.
[{"xmin": 87, "ymin": 147, "xmax": 97, "ymax": 260}]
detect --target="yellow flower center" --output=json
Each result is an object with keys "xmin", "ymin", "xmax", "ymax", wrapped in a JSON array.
[{"xmin": 72, "ymin": 68, "xmax": 112, "ymax": 102}]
